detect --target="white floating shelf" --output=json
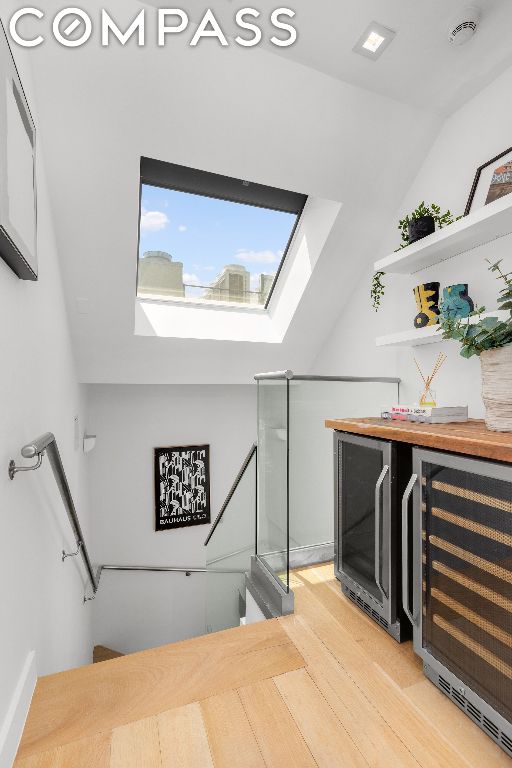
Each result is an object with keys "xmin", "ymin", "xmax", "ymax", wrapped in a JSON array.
[
  {"xmin": 376, "ymin": 311, "xmax": 509, "ymax": 348},
  {"xmin": 374, "ymin": 194, "xmax": 512, "ymax": 275}
]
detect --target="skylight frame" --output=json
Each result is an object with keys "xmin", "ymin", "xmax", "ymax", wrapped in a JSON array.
[{"xmin": 136, "ymin": 157, "xmax": 307, "ymax": 311}]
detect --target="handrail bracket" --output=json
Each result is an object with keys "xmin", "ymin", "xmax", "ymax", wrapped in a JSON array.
[
  {"xmin": 8, "ymin": 452, "xmax": 44, "ymax": 480},
  {"xmin": 10, "ymin": 432, "xmax": 99, "ymax": 596},
  {"xmin": 62, "ymin": 540, "xmax": 83, "ymax": 562}
]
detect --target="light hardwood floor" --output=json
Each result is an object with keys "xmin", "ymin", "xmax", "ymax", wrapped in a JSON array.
[{"xmin": 15, "ymin": 564, "xmax": 512, "ymax": 767}]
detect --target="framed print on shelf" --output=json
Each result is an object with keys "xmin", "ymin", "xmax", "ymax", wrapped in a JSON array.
[
  {"xmin": 464, "ymin": 146, "xmax": 512, "ymax": 216},
  {"xmin": 0, "ymin": 20, "xmax": 37, "ymax": 280},
  {"xmin": 154, "ymin": 444, "xmax": 211, "ymax": 532}
]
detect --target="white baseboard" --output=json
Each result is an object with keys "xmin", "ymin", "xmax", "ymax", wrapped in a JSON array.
[{"xmin": 0, "ymin": 651, "xmax": 37, "ymax": 768}]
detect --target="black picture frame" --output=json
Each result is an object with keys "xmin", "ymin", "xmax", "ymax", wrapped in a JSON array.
[
  {"xmin": 154, "ymin": 444, "xmax": 211, "ymax": 532},
  {"xmin": 464, "ymin": 146, "xmax": 512, "ymax": 216},
  {"xmin": 0, "ymin": 20, "xmax": 37, "ymax": 280}
]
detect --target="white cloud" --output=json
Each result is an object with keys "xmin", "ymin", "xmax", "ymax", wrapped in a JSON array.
[
  {"xmin": 178, "ymin": 225, "xmax": 187, "ymax": 232},
  {"xmin": 140, "ymin": 207, "xmax": 170, "ymax": 233},
  {"xmin": 236, "ymin": 249, "xmax": 282, "ymax": 264}
]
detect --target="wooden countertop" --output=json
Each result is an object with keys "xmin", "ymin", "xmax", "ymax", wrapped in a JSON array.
[{"xmin": 325, "ymin": 417, "xmax": 512, "ymax": 463}]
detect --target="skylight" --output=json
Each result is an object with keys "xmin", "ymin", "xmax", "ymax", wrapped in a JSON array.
[{"xmin": 137, "ymin": 159, "xmax": 306, "ymax": 309}]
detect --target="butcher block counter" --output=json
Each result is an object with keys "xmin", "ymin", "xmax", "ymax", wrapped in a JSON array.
[{"xmin": 325, "ymin": 417, "xmax": 512, "ymax": 464}]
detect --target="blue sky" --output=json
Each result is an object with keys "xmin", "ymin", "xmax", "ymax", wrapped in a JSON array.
[{"xmin": 139, "ymin": 184, "xmax": 297, "ymax": 291}]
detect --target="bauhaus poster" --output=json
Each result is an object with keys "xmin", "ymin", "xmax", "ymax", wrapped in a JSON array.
[{"xmin": 154, "ymin": 445, "xmax": 210, "ymax": 531}]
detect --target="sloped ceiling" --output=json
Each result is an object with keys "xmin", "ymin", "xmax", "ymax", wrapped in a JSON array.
[
  {"xmin": 6, "ymin": 0, "xmax": 486, "ymax": 383},
  {"xmin": 145, "ymin": 0, "xmax": 512, "ymax": 116}
]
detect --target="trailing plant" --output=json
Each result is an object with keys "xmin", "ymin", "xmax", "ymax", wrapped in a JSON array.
[
  {"xmin": 371, "ymin": 270, "xmax": 386, "ymax": 312},
  {"xmin": 438, "ymin": 259, "xmax": 512, "ymax": 358},
  {"xmin": 396, "ymin": 201, "xmax": 461, "ymax": 251}
]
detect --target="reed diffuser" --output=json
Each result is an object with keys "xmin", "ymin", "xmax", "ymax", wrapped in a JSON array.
[{"xmin": 414, "ymin": 353, "xmax": 447, "ymax": 406}]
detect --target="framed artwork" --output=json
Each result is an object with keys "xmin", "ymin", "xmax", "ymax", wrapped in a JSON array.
[
  {"xmin": 0, "ymin": 20, "xmax": 37, "ymax": 280},
  {"xmin": 465, "ymin": 146, "xmax": 512, "ymax": 216},
  {"xmin": 154, "ymin": 445, "xmax": 211, "ymax": 531}
]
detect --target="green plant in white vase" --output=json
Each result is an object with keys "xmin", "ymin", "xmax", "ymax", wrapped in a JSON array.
[{"xmin": 438, "ymin": 259, "xmax": 512, "ymax": 431}]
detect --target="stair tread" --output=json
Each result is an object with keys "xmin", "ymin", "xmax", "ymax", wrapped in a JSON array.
[{"xmin": 17, "ymin": 619, "xmax": 303, "ymax": 759}]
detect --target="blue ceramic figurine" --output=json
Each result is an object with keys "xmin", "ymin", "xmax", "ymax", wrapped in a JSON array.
[{"xmin": 440, "ymin": 284, "xmax": 474, "ymax": 320}]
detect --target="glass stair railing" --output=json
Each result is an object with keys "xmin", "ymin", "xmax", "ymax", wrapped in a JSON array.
[
  {"xmin": 254, "ymin": 372, "xmax": 400, "ymax": 600},
  {"xmin": 204, "ymin": 444, "xmax": 257, "ymax": 633}
]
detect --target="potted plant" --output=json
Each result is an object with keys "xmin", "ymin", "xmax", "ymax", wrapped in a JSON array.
[
  {"xmin": 371, "ymin": 202, "xmax": 461, "ymax": 311},
  {"xmin": 438, "ymin": 259, "xmax": 512, "ymax": 431},
  {"xmin": 397, "ymin": 201, "xmax": 461, "ymax": 251}
]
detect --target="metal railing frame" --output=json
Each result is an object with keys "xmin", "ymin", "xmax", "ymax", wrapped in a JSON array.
[
  {"xmin": 204, "ymin": 443, "xmax": 257, "ymax": 546},
  {"xmin": 9, "ymin": 432, "xmax": 99, "ymax": 596},
  {"xmin": 9, "ymin": 433, "xmax": 253, "ymax": 603},
  {"xmin": 10, "ymin": 373, "xmax": 399, "ymax": 604},
  {"xmin": 254, "ymin": 370, "xmax": 401, "ymax": 384},
  {"xmin": 95, "ymin": 564, "xmax": 246, "ymax": 590}
]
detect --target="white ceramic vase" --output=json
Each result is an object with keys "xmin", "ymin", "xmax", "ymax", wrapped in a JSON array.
[{"xmin": 480, "ymin": 344, "xmax": 512, "ymax": 431}]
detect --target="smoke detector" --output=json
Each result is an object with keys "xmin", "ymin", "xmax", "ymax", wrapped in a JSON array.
[{"xmin": 448, "ymin": 6, "xmax": 480, "ymax": 45}]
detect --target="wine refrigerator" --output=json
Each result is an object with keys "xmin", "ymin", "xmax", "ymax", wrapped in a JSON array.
[
  {"xmin": 334, "ymin": 431, "xmax": 411, "ymax": 641},
  {"xmin": 403, "ymin": 448, "xmax": 512, "ymax": 757}
]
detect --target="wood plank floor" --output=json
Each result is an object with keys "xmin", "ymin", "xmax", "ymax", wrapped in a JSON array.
[{"xmin": 15, "ymin": 563, "xmax": 512, "ymax": 767}]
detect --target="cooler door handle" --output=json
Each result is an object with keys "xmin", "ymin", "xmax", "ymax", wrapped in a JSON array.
[
  {"xmin": 402, "ymin": 473, "xmax": 419, "ymax": 627},
  {"xmin": 375, "ymin": 464, "xmax": 389, "ymax": 598}
]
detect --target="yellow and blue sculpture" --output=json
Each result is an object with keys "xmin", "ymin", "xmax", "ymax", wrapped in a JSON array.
[{"xmin": 413, "ymin": 282, "xmax": 440, "ymax": 328}]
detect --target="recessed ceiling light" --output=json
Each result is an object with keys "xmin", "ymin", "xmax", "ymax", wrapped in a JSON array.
[
  {"xmin": 353, "ymin": 22, "xmax": 396, "ymax": 60},
  {"xmin": 362, "ymin": 31, "xmax": 386, "ymax": 53}
]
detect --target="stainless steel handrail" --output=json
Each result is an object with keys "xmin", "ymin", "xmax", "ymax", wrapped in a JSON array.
[
  {"xmin": 254, "ymin": 370, "xmax": 401, "ymax": 383},
  {"xmin": 204, "ymin": 443, "xmax": 257, "ymax": 546},
  {"xmin": 254, "ymin": 370, "xmax": 294, "ymax": 380},
  {"xmin": 96, "ymin": 564, "xmax": 246, "ymax": 589},
  {"xmin": 9, "ymin": 432, "xmax": 99, "ymax": 595},
  {"xmin": 9, "ymin": 434, "xmax": 250, "ymax": 603},
  {"xmin": 98, "ymin": 565, "xmax": 246, "ymax": 574}
]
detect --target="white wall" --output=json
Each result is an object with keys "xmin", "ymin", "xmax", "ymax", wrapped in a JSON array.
[
  {"xmin": 313, "ymin": 62, "xmax": 512, "ymax": 417},
  {"xmin": 0, "ymin": 43, "xmax": 92, "ymax": 767},
  {"xmin": 86, "ymin": 384, "xmax": 256, "ymax": 653}
]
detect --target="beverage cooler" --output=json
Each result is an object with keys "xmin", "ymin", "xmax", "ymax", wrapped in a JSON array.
[
  {"xmin": 334, "ymin": 431, "xmax": 411, "ymax": 641},
  {"xmin": 403, "ymin": 448, "xmax": 512, "ymax": 756}
]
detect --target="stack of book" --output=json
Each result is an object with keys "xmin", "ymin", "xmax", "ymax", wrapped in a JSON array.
[{"xmin": 388, "ymin": 405, "xmax": 468, "ymax": 424}]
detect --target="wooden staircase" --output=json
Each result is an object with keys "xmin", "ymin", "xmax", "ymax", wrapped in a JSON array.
[
  {"xmin": 93, "ymin": 646, "xmax": 124, "ymax": 664},
  {"xmin": 15, "ymin": 618, "xmax": 301, "ymax": 766},
  {"xmin": 14, "ymin": 564, "xmax": 509, "ymax": 768}
]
